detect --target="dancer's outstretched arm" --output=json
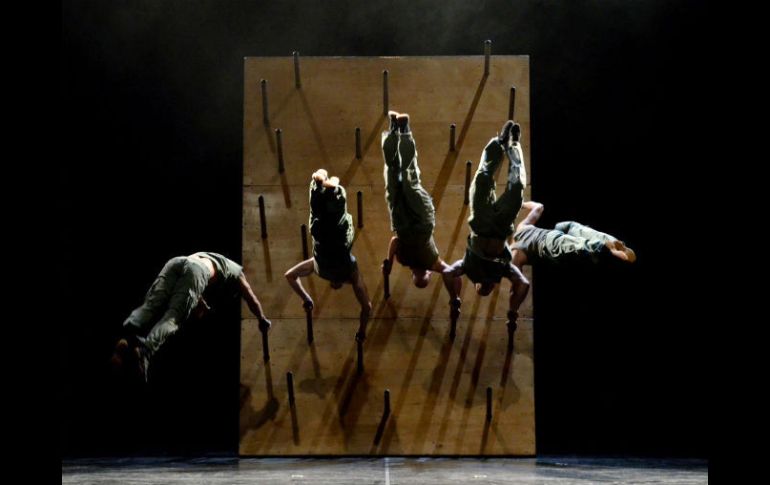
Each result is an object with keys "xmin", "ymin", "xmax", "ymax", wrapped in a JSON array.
[{"xmin": 284, "ymin": 259, "xmax": 316, "ymax": 311}]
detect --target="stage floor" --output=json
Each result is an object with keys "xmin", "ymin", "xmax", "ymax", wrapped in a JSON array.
[{"xmin": 62, "ymin": 456, "xmax": 707, "ymax": 484}]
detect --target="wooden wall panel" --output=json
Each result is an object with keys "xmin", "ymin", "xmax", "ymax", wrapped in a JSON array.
[
  {"xmin": 240, "ymin": 316, "xmax": 534, "ymax": 456},
  {"xmin": 241, "ymin": 56, "xmax": 534, "ymax": 455}
]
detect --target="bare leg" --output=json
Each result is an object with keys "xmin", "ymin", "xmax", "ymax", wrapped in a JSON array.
[
  {"xmin": 435, "ymin": 259, "xmax": 462, "ymax": 303},
  {"xmin": 285, "ymin": 258, "xmax": 316, "ymax": 309},
  {"xmin": 351, "ymin": 268, "xmax": 372, "ymax": 342},
  {"xmin": 506, "ymin": 264, "xmax": 530, "ymax": 320}
]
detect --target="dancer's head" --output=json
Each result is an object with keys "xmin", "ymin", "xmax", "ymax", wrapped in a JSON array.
[
  {"xmin": 475, "ymin": 281, "xmax": 495, "ymax": 296},
  {"xmin": 411, "ymin": 268, "xmax": 431, "ymax": 288}
]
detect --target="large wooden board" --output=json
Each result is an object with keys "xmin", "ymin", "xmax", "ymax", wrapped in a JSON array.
[{"xmin": 241, "ymin": 56, "xmax": 534, "ymax": 455}]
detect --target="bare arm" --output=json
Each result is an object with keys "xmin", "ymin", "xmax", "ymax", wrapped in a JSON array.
[
  {"xmin": 435, "ymin": 259, "xmax": 462, "ymax": 303},
  {"xmin": 505, "ymin": 262, "xmax": 530, "ymax": 320},
  {"xmin": 383, "ymin": 236, "xmax": 399, "ymax": 274},
  {"xmin": 443, "ymin": 259, "xmax": 465, "ymax": 319},
  {"xmin": 443, "ymin": 259, "xmax": 465, "ymax": 278},
  {"xmin": 350, "ymin": 268, "xmax": 372, "ymax": 341},
  {"xmin": 516, "ymin": 201, "xmax": 544, "ymax": 232},
  {"xmin": 240, "ymin": 273, "xmax": 271, "ymax": 330},
  {"xmin": 284, "ymin": 258, "xmax": 316, "ymax": 310},
  {"xmin": 240, "ymin": 273, "xmax": 266, "ymax": 320},
  {"xmin": 435, "ymin": 259, "xmax": 462, "ymax": 321}
]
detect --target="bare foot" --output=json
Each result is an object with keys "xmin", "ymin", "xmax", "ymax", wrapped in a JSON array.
[
  {"xmin": 324, "ymin": 176, "xmax": 339, "ymax": 188},
  {"xmin": 396, "ymin": 113, "xmax": 410, "ymax": 132},
  {"xmin": 512, "ymin": 122, "xmax": 521, "ymax": 143},
  {"xmin": 388, "ymin": 111, "xmax": 399, "ymax": 131},
  {"xmin": 110, "ymin": 338, "xmax": 130, "ymax": 368},
  {"xmin": 312, "ymin": 169, "xmax": 328, "ymax": 183},
  {"xmin": 607, "ymin": 240, "xmax": 636, "ymax": 263},
  {"xmin": 110, "ymin": 337, "xmax": 148, "ymax": 382}
]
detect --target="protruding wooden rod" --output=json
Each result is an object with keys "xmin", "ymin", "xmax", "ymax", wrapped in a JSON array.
[
  {"xmin": 259, "ymin": 195, "xmax": 267, "ymax": 239},
  {"xmin": 260, "ymin": 321, "xmax": 270, "ymax": 362},
  {"xmin": 486, "ymin": 386, "xmax": 493, "ymax": 421},
  {"xmin": 357, "ymin": 338, "xmax": 364, "ymax": 375},
  {"xmin": 287, "ymin": 371, "xmax": 296, "ymax": 407},
  {"xmin": 383, "ymin": 259, "xmax": 391, "ymax": 300},
  {"xmin": 355, "ymin": 127, "xmax": 362, "ymax": 159},
  {"xmin": 507, "ymin": 320, "xmax": 517, "ymax": 351},
  {"xmin": 464, "ymin": 160, "xmax": 472, "ymax": 205},
  {"xmin": 383, "ymin": 389, "xmax": 391, "ymax": 419},
  {"xmin": 383, "ymin": 70, "xmax": 389, "ymax": 116},
  {"xmin": 276, "ymin": 128, "xmax": 284, "ymax": 173},
  {"xmin": 301, "ymin": 224, "xmax": 309, "ymax": 260},
  {"xmin": 306, "ymin": 306, "xmax": 314, "ymax": 344},
  {"xmin": 261, "ymin": 79, "xmax": 269, "ymax": 125},
  {"xmin": 357, "ymin": 191, "xmax": 363, "ymax": 229},
  {"xmin": 293, "ymin": 51, "xmax": 301, "ymax": 88}
]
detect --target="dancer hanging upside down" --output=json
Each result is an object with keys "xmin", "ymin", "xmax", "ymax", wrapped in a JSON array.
[
  {"xmin": 380, "ymin": 111, "xmax": 462, "ymax": 320},
  {"xmin": 284, "ymin": 170, "xmax": 372, "ymax": 342}
]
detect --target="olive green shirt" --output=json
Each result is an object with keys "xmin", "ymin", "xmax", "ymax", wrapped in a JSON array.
[
  {"xmin": 191, "ymin": 252, "xmax": 244, "ymax": 306},
  {"xmin": 396, "ymin": 234, "xmax": 440, "ymax": 270},
  {"xmin": 309, "ymin": 181, "xmax": 357, "ymax": 282}
]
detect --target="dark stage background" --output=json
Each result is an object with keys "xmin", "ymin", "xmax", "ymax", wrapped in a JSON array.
[{"xmin": 61, "ymin": 0, "xmax": 710, "ymax": 458}]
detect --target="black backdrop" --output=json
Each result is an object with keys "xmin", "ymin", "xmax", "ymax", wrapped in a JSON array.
[{"xmin": 61, "ymin": 0, "xmax": 710, "ymax": 458}]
